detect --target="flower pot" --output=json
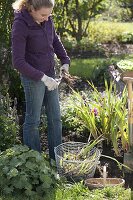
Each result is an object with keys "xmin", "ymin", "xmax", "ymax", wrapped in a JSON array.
[
  {"xmin": 85, "ymin": 178, "xmax": 125, "ymax": 190},
  {"xmin": 54, "ymin": 142, "xmax": 101, "ymax": 181}
]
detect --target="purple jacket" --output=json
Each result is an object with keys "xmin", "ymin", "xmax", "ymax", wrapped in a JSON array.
[{"xmin": 11, "ymin": 9, "xmax": 70, "ymax": 81}]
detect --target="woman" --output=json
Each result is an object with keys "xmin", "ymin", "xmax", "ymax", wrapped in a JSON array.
[{"xmin": 11, "ymin": 0, "xmax": 70, "ymax": 159}]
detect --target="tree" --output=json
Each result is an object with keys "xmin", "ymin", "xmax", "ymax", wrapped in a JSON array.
[
  {"xmin": 0, "ymin": 0, "xmax": 14, "ymax": 82},
  {"xmin": 117, "ymin": 0, "xmax": 133, "ymax": 20},
  {"xmin": 54, "ymin": 0, "xmax": 107, "ymax": 42},
  {"xmin": 0, "ymin": 0, "xmax": 13, "ymax": 48}
]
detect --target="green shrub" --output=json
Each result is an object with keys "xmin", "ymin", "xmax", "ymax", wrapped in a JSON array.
[
  {"xmin": 0, "ymin": 145, "xmax": 58, "ymax": 199},
  {"xmin": 88, "ymin": 21, "xmax": 125, "ymax": 44},
  {"xmin": 0, "ymin": 85, "xmax": 20, "ymax": 151},
  {"xmin": 60, "ymin": 95, "xmax": 87, "ymax": 135},
  {"xmin": 118, "ymin": 32, "xmax": 133, "ymax": 44},
  {"xmin": 8, "ymin": 70, "xmax": 24, "ymax": 113},
  {"xmin": 96, "ymin": 0, "xmax": 132, "ymax": 22},
  {"xmin": 0, "ymin": 115, "xmax": 19, "ymax": 151}
]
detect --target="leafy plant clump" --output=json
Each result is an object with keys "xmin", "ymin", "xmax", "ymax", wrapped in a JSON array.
[
  {"xmin": 0, "ymin": 115, "xmax": 19, "ymax": 151},
  {"xmin": 0, "ymin": 145, "xmax": 59, "ymax": 199},
  {"xmin": 0, "ymin": 88, "xmax": 20, "ymax": 151},
  {"xmin": 55, "ymin": 182, "xmax": 131, "ymax": 200},
  {"xmin": 66, "ymin": 80, "xmax": 128, "ymax": 156}
]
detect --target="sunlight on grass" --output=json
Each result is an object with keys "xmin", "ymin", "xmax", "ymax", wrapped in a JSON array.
[
  {"xmin": 70, "ymin": 58, "xmax": 103, "ymax": 79},
  {"xmin": 70, "ymin": 56, "xmax": 125, "ymax": 80},
  {"xmin": 102, "ymin": 22, "xmax": 133, "ymax": 32},
  {"xmin": 117, "ymin": 22, "xmax": 133, "ymax": 32},
  {"xmin": 89, "ymin": 21, "xmax": 133, "ymax": 44},
  {"xmin": 125, "ymin": 54, "xmax": 133, "ymax": 60}
]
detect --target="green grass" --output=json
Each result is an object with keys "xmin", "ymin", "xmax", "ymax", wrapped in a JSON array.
[
  {"xmin": 115, "ymin": 22, "xmax": 133, "ymax": 33},
  {"xmin": 70, "ymin": 57, "xmax": 108, "ymax": 80},
  {"xmin": 90, "ymin": 21, "xmax": 133, "ymax": 33},
  {"xmin": 125, "ymin": 54, "xmax": 133, "ymax": 60},
  {"xmin": 0, "ymin": 183, "xmax": 131, "ymax": 200},
  {"xmin": 70, "ymin": 53, "xmax": 133, "ymax": 80},
  {"xmin": 54, "ymin": 183, "xmax": 131, "ymax": 200},
  {"xmin": 70, "ymin": 56, "xmax": 124, "ymax": 80}
]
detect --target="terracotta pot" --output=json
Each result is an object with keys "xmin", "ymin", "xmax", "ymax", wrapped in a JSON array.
[{"xmin": 85, "ymin": 178, "xmax": 125, "ymax": 190}]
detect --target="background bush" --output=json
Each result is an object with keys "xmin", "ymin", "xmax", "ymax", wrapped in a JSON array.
[{"xmin": 0, "ymin": 83, "xmax": 20, "ymax": 151}]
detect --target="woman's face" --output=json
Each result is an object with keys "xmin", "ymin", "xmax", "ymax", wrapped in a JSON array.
[{"xmin": 30, "ymin": 7, "xmax": 53, "ymax": 23}]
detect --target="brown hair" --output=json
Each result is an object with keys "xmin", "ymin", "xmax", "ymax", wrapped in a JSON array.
[{"xmin": 12, "ymin": 0, "xmax": 54, "ymax": 11}]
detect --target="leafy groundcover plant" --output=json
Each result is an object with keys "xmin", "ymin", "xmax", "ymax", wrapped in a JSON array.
[
  {"xmin": 55, "ymin": 182, "xmax": 131, "ymax": 200},
  {"xmin": 0, "ymin": 145, "xmax": 60, "ymax": 200},
  {"xmin": 0, "ymin": 182, "xmax": 131, "ymax": 200}
]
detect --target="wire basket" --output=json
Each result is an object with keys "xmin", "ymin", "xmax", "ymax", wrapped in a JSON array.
[{"xmin": 54, "ymin": 142, "xmax": 101, "ymax": 181}]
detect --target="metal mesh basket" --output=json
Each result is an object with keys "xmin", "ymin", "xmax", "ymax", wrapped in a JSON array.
[{"xmin": 54, "ymin": 142, "xmax": 101, "ymax": 181}]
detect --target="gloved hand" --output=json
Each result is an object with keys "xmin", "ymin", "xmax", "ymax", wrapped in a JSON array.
[
  {"xmin": 60, "ymin": 64, "xmax": 69, "ymax": 76},
  {"xmin": 41, "ymin": 74, "xmax": 58, "ymax": 91}
]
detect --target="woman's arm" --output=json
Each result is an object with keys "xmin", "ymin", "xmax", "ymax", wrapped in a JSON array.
[
  {"xmin": 52, "ymin": 19, "xmax": 70, "ymax": 65},
  {"xmin": 11, "ymin": 20, "xmax": 44, "ymax": 81}
]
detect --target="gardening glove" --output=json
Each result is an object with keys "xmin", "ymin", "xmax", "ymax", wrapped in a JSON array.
[
  {"xmin": 41, "ymin": 74, "xmax": 58, "ymax": 91},
  {"xmin": 60, "ymin": 64, "xmax": 69, "ymax": 77}
]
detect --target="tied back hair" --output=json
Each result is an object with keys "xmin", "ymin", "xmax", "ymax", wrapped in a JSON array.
[{"xmin": 12, "ymin": 0, "xmax": 54, "ymax": 11}]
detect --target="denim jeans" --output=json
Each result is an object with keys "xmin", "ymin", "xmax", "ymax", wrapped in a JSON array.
[{"xmin": 21, "ymin": 75, "xmax": 62, "ymax": 159}]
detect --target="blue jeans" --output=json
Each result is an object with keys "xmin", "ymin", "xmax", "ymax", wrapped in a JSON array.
[{"xmin": 21, "ymin": 75, "xmax": 62, "ymax": 159}]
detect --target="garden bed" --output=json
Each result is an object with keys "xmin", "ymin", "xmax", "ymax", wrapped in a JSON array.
[
  {"xmin": 58, "ymin": 78, "xmax": 133, "ymax": 190},
  {"xmin": 17, "ymin": 69, "xmax": 133, "ymax": 190},
  {"xmin": 61, "ymin": 129, "xmax": 133, "ymax": 189}
]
